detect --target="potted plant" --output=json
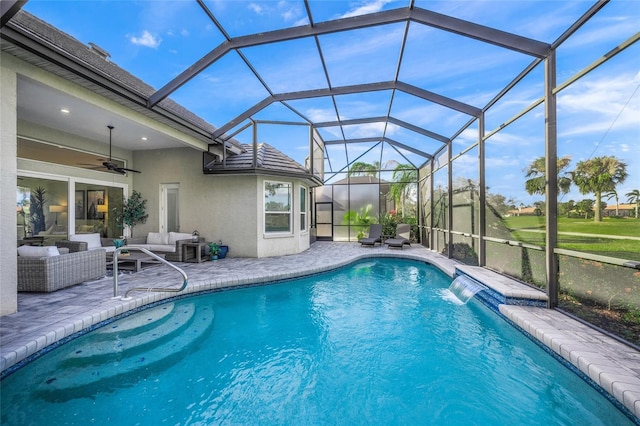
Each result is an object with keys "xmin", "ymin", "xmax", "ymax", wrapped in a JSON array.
[
  {"xmin": 208, "ymin": 241, "xmax": 221, "ymax": 260},
  {"xmin": 114, "ymin": 190, "xmax": 148, "ymax": 238}
]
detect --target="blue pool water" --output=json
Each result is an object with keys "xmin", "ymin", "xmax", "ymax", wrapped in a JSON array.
[{"xmin": 0, "ymin": 258, "xmax": 634, "ymax": 425}]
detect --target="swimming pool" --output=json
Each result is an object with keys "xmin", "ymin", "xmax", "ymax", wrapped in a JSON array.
[{"xmin": 0, "ymin": 258, "xmax": 634, "ymax": 425}]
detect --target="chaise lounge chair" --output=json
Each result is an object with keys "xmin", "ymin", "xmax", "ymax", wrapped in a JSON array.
[
  {"xmin": 386, "ymin": 224, "xmax": 411, "ymax": 249},
  {"xmin": 359, "ymin": 224, "xmax": 383, "ymax": 246}
]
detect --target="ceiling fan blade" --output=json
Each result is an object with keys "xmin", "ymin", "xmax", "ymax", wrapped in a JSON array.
[
  {"xmin": 103, "ymin": 161, "xmax": 140, "ymax": 174},
  {"xmin": 118, "ymin": 167, "xmax": 141, "ymax": 173},
  {"xmin": 77, "ymin": 163, "xmax": 105, "ymax": 170}
]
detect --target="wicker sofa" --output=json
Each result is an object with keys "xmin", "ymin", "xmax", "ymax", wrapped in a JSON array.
[
  {"xmin": 126, "ymin": 232, "xmax": 199, "ymax": 262},
  {"xmin": 17, "ymin": 245, "xmax": 106, "ymax": 292}
]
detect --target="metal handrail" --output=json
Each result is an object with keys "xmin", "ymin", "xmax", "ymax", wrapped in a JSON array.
[{"xmin": 111, "ymin": 247, "xmax": 188, "ymax": 300}]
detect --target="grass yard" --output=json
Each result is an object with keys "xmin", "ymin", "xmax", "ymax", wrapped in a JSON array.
[
  {"xmin": 495, "ymin": 215, "xmax": 640, "ymax": 347},
  {"xmin": 502, "ymin": 216, "xmax": 640, "ymax": 261}
]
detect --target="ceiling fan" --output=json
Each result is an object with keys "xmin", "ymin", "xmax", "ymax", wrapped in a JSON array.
[
  {"xmin": 79, "ymin": 125, "xmax": 140, "ymax": 174},
  {"xmin": 102, "ymin": 125, "xmax": 140, "ymax": 174}
]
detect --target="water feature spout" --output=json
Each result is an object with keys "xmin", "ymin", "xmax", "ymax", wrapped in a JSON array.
[{"xmin": 448, "ymin": 275, "xmax": 487, "ymax": 304}]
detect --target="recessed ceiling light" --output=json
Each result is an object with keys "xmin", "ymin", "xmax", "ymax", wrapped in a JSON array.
[
  {"xmin": 60, "ymin": 108, "xmax": 70, "ymax": 114},
  {"xmin": 141, "ymin": 137, "xmax": 147, "ymax": 141}
]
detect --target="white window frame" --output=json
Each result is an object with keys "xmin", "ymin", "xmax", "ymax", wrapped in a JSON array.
[
  {"xmin": 300, "ymin": 186, "xmax": 307, "ymax": 232},
  {"xmin": 264, "ymin": 180, "xmax": 292, "ymax": 234}
]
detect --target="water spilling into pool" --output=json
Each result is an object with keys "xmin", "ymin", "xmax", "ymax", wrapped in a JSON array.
[
  {"xmin": 448, "ymin": 274, "xmax": 488, "ymax": 304},
  {"xmin": 1, "ymin": 258, "xmax": 634, "ymax": 425}
]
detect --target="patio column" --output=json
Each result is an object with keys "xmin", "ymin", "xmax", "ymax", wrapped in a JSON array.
[
  {"xmin": 447, "ymin": 142, "xmax": 453, "ymax": 258},
  {"xmin": 429, "ymin": 160, "xmax": 434, "ymax": 249},
  {"xmin": 0, "ymin": 61, "xmax": 18, "ymax": 315},
  {"xmin": 478, "ymin": 113, "xmax": 486, "ymax": 267},
  {"xmin": 545, "ymin": 50, "xmax": 559, "ymax": 308}
]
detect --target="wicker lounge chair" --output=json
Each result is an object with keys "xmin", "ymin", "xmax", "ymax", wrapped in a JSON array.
[
  {"xmin": 386, "ymin": 224, "xmax": 411, "ymax": 249},
  {"xmin": 359, "ymin": 224, "xmax": 383, "ymax": 246}
]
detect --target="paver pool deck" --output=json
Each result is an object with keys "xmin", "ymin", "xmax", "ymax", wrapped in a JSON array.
[{"xmin": 1, "ymin": 242, "xmax": 638, "ymax": 420}]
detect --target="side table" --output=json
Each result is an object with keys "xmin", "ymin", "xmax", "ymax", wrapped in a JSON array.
[
  {"xmin": 17, "ymin": 236, "xmax": 45, "ymax": 246},
  {"xmin": 182, "ymin": 241, "xmax": 209, "ymax": 263}
]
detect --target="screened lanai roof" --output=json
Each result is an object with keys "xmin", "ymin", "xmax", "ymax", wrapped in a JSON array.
[{"xmin": 2, "ymin": 0, "xmax": 637, "ymax": 182}]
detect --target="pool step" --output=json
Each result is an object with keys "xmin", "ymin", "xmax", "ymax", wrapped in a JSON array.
[
  {"xmin": 36, "ymin": 303, "xmax": 214, "ymax": 401},
  {"xmin": 59, "ymin": 303, "xmax": 196, "ymax": 365},
  {"xmin": 93, "ymin": 302, "xmax": 176, "ymax": 337}
]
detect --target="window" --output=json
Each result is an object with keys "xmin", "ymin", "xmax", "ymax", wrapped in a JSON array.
[
  {"xmin": 300, "ymin": 186, "xmax": 307, "ymax": 231},
  {"xmin": 265, "ymin": 181, "xmax": 291, "ymax": 233}
]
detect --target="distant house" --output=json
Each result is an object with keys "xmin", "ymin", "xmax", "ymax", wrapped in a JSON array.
[
  {"xmin": 603, "ymin": 203, "xmax": 637, "ymax": 217},
  {"xmin": 508, "ymin": 207, "xmax": 538, "ymax": 216}
]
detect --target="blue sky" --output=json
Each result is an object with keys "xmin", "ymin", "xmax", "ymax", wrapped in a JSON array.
[{"xmin": 23, "ymin": 0, "xmax": 639, "ymax": 206}]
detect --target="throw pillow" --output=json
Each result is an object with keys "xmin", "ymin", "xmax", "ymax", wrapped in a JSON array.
[
  {"xmin": 169, "ymin": 232, "xmax": 193, "ymax": 245},
  {"xmin": 70, "ymin": 233, "xmax": 102, "ymax": 250},
  {"xmin": 147, "ymin": 232, "xmax": 169, "ymax": 245},
  {"xmin": 18, "ymin": 245, "xmax": 60, "ymax": 257}
]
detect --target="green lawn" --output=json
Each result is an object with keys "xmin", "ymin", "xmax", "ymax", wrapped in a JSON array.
[
  {"xmin": 502, "ymin": 216, "xmax": 640, "ymax": 261},
  {"xmin": 503, "ymin": 216, "xmax": 640, "ymax": 237}
]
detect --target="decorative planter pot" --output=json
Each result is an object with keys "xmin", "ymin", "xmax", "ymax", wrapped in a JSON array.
[
  {"xmin": 219, "ymin": 246, "xmax": 229, "ymax": 259},
  {"xmin": 210, "ymin": 255, "xmax": 218, "ymax": 261}
]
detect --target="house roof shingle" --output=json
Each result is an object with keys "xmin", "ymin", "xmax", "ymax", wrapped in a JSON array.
[{"xmin": 204, "ymin": 143, "xmax": 321, "ymax": 185}]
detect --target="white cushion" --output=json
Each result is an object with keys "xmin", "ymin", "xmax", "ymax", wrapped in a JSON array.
[
  {"xmin": 70, "ymin": 233, "xmax": 102, "ymax": 250},
  {"xmin": 18, "ymin": 245, "xmax": 60, "ymax": 257},
  {"xmin": 147, "ymin": 232, "xmax": 169, "ymax": 245},
  {"xmin": 145, "ymin": 244, "xmax": 176, "ymax": 252},
  {"xmin": 168, "ymin": 232, "xmax": 192, "ymax": 245}
]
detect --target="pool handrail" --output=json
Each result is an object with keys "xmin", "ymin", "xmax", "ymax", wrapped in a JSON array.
[{"xmin": 111, "ymin": 247, "xmax": 188, "ymax": 300}]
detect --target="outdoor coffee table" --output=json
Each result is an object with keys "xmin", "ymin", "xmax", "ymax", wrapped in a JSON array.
[{"xmin": 107, "ymin": 251, "xmax": 164, "ymax": 272}]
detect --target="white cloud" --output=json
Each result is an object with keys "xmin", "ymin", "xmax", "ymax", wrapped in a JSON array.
[
  {"xmin": 339, "ymin": 0, "xmax": 393, "ymax": 19},
  {"xmin": 561, "ymin": 15, "xmax": 639, "ymax": 50},
  {"xmin": 305, "ymin": 108, "xmax": 337, "ymax": 122},
  {"xmin": 248, "ymin": 3, "xmax": 264, "ymax": 15},
  {"xmin": 129, "ymin": 30, "xmax": 161, "ymax": 48},
  {"xmin": 344, "ymin": 122, "xmax": 386, "ymax": 138},
  {"xmin": 558, "ymin": 71, "xmax": 640, "ymax": 137},
  {"xmin": 279, "ymin": 1, "xmax": 302, "ymax": 22},
  {"xmin": 453, "ymin": 128, "xmax": 479, "ymax": 146}
]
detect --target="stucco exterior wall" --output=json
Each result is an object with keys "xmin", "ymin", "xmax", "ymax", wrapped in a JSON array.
[
  {"xmin": 133, "ymin": 148, "xmax": 311, "ymax": 258},
  {"xmin": 0, "ymin": 56, "xmax": 18, "ymax": 316},
  {"xmin": 132, "ymin": 148, "xmax": 260, "ymax": 257}
]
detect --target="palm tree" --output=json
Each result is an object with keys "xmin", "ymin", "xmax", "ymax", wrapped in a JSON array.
[
  {"xmin": 626, "ymin": 189, "xmax": 640, "ymax": 219},
  {"xmin": 524, "ymin": 156, "xmax": 572, "ymax": 196},
  {"xmin": 603, "ymin": 190, "xmax": 619, "ymax": 216},
  {"xmin": 571, "ymin": 156, "xmax": 628, "ymax": 222},
  {"xmin": 347, "ymin": 161, "xmax": 379, "ymax": 177},
  {"xmin": 389, "ymin": 164, "xmax": 417, "ymax": 216}
]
